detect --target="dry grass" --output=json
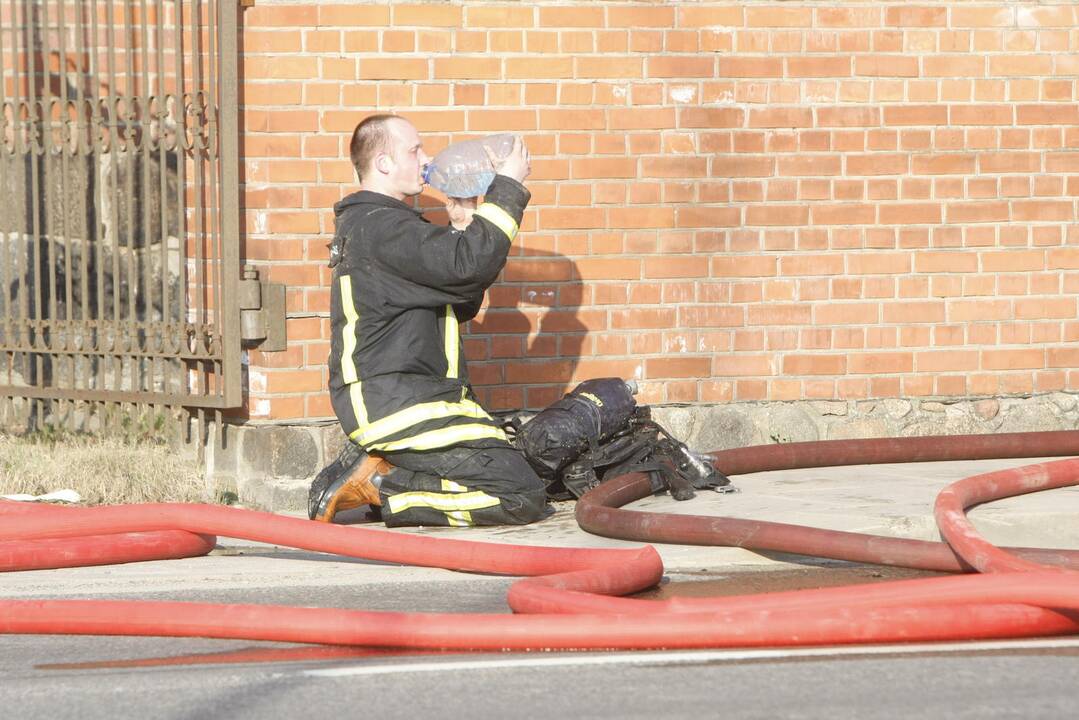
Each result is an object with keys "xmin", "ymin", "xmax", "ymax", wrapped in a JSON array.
[{"xmin": 0, "ymin": 433, "xmax": 206, "ymax": 505}]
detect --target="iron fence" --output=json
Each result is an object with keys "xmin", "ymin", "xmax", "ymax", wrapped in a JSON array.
[{"xmin": 0, "ymin": 0, "xmax": 239, "ymax": 433}]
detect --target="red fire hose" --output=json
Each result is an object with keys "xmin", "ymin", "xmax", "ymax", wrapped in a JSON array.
[{"xmin": 1, "ymin": 433, "xmax": 1077, "ymax": 649}]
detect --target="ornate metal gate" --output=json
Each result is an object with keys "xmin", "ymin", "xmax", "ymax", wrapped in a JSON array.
[{"xmin": 0, "ymin": 0, "xmax": 240, "ymax": 434}]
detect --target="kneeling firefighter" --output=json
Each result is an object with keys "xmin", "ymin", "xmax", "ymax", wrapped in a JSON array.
[
  {"xmin": 311, "ymin": 376, "xmax": 732, "ymax": 524},
  {"xmin": 311, "ymin": 116, "xmax": 728, "ymax": 526}
]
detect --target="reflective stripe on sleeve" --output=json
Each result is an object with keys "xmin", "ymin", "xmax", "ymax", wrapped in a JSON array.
[
  {"xmin": 444, "ymin": 304, "xmax": 459, "ymax": 379},
  {"xmin": 475, "ymin": 203, "xmax": 518, "ymax": 241}
]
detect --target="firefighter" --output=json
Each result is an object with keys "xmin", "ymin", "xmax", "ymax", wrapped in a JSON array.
[{"xmin": 310, "ymin": 114, "xmax": 550, "ymax": 527}]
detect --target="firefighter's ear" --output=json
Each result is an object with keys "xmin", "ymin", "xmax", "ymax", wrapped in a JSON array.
[{"xmin": 375, "ymin": 153, "xmax": 391, "ymax": 175}]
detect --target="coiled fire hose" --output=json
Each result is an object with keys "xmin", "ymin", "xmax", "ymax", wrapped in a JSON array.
[{"xmin": 1, "ymin": 431, "xmax": 1078, "ymax": 650}]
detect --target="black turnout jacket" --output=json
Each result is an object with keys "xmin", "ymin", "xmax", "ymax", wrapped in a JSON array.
[{"xmin": 327, "ymin": 175, "xmax": 529, "ymax": 453}]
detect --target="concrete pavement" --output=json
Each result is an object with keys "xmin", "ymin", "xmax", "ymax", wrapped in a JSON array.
[{"xmin": 2, "ymin": 455, "xmax": 1078, "ymax": 601}]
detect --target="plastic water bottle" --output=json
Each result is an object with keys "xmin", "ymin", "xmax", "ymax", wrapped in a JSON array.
[{"xmin": 423, "ymin": 133, "xmax": 515, "ymax": 198}]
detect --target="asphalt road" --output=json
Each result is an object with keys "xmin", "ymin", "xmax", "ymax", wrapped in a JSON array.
[
  {"xmin": 3, "ymin": 633, "xmax": 1078, "ymax": 720},
  {"xmin": 2, "ymin": 575, "xmax": 1077, "ymax": 720}
]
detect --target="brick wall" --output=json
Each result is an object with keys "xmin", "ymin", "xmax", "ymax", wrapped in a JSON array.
[{"xmin": 238, "ymin": 0, "xmax": 1079, "ymax": 422}]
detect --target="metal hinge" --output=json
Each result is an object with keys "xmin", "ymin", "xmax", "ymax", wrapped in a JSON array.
[{"xmin": 238, "ymin": 265, "xmax": 287, "ymax": 352}]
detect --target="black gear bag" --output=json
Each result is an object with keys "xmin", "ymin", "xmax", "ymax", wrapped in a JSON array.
[{"xmin": 510, "ymin": 378, "xmax": 733, "ymax": 501}]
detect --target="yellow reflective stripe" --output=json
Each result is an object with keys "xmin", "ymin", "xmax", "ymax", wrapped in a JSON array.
[
  {"xmin": 386, "ymin": 490, "xmax": 500, "ymax": 515},
  {"xmin": 447, "ymin": 511, "xmax": 473, "ymax": 527},
  {"xmin": 475, "ymin": 202, "xmax": 518, "ymax": 240},
  {"xmin": 369, "ymin": 423, "xmax": 507, "ymax": 453},
  {"xmin": 352, "ymin": 398, "xmax": 492, "ymax": 446},
  {"xmin": 346, "ymin": 381, "xmax": 368, "ymax": 434},
  {"xmin": 444, "ymin": 304, "xmax": 459, "ymax": 379},
  {"xmin": 339, "ymin": 276, "xmax": 359, "ymax": 384},
  {"xmin": 441, "ymin": 479, "xmax": 468, "ymax": 493}
]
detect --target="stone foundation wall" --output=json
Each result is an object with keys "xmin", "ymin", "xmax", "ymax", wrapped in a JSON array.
[{"xmin": 208, "ymin": 391, "xmax": 1079, "ymax": 512}]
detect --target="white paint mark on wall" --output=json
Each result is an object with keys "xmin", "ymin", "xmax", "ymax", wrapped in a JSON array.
[{"xmin": 669, "ymin": 85, "xmax": 697, "ymax": 104}]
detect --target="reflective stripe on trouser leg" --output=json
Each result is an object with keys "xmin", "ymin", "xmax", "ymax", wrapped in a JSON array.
[{"xmin": 379, "ymin": 444, "xmax": 549, "ymax": 528}]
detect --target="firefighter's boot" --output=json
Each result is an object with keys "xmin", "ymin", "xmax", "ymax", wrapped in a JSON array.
[{"xmin": 308, "ymin": 444, "xmax": 390, "ymax": 522}]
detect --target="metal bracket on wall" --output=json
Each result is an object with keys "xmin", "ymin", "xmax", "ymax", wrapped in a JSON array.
[{"xmin": 238, "ymin": 265, "xmax": 288, "ymax": 352}]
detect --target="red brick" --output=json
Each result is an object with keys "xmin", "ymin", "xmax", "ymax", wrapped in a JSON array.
[
  {"xmin": 719, "ymin": 57, "xmax": 784, "ymax": 78},
  {"xmin": 952, "ymin": 6, "xmax": 1015, "ymax": 27},
  {"xmin": 747, "ymin": 304, "xmax": 812, "ymax": 325},
  {"xmin": 712, "ymin": 154, "xmax": 772, "ymax": 177},
  {"xmin": 648, "ymin": 56, "xmax": 715, "ymax": 78},
  {"xmin": 817, "ymin": 107, "xmax": 879, "ymax": 127},
  {"xmin": 712, "ymin": 255, "xmax": 777, "ymax": 278},
  {"xmin": 677, "ymin": 206, "xmax": 742, "ymax": 228},
  {"xmin": 1016, "ymin": 104, "xmax": 1079, "ymax": 125},
  {"xmin": 319, "ymin": 4, "xmax": 391, "ymax": 26},
  {"xmin": 610, "ymin": 108, "xmax": 677, "ymax": 130},
  {"xmin": 1017, "ymin": 6, "xmax": 1079, "ymax": 28},
  {"xmin": 788, "ymin": 56, "xmax": 852, "ymax": 78},
  {"xmin": 923, "ymin": 55, "xmax": 986, "ymax": 78},
  {"xmin": 849, "ymin": 352, "xmax": 913, "ymax": 374},
  {"xmin": 466, "ymin": 5, "xmax": 533, "ymax": 28},
  {"xmin": 610, "ymin": 308, "xmax": 677, "ymax": 330},
  {"xmin": 948, "ymin": 299, "xmax": 1011, "ymax": 321},
  {"xmin": 746, "ymin": 205, "xmax": 809, "ymax": 226},
  {"xmin": 1048, "ymin": 347, "xmax": 1079, "ymax": 368},
  {"xmin": 982, "ymin": 349, "xmax": 1044, "ymax": 370},
  {"xmin": 915, "ymin": 350, "xmax": 979, "ymax": 372},
  {"xmin": 945, "ymin": 202, "xmax": 1005, "ymax": 227},
  {"xmin": 608, "ymin": 207, "xmax": 676, "ymax": 229},
  {"xmin": 246, "ymin": 6, "xmax": 318, "ymax": 27},
  {"xmin": 538, "ymin": 7, "xmax": 603, "ymax": 27},
  {"xmin": 243, "ymin": 30, "xmax": 303, "ymax": 53},
  {"xmin": 883, "ymin": 105, "xmax": 948, "ymax": 125},
  {"xmin": 714, "ymin": 355, "xmax": 774, "ymax": 376},
  {"xmin": 810, "ymin": 203, "xmax": 876, "ymax": 225},
  {"xmin": 1016, "ymin": 297, "xmax": 1076, "ymax": 319},
  {"xmin": 576, "ymin": 56, "xmax": 643, "ymax": 79},
  {"xmin": 879, "ymin": 203, "xmax": 942, "ymax": 224},
  {"xmin": 886, "ymin": 6, "xmax": 949, "ymax": 27},
  {"xmin": 746, "ymin": 6, "xmax": 811, "ymax": 27},
  {"xmin": 847, "ymin": 153, "xmax": 909, "ymax": 175},
  {"xmin": 882, "ymin": 301, "xmax": 945, "ymax": 323},
  {"xmin": 817, "ymin": 7, "xmax": 881, "ymax": 27},
  {"xmin": 990, "ymin": 55, "xmax": 1053, "ymax": 76},
  {"xmin": 816, "ymin": 303, "xmax": 880, "ymax": 324},
  {"xmin": 679, "ymin": 107, "xmax": 745, "ymax": 129},
  {"xmin": 1012, "ymin": 200, "xmax": 1074, "ymax": 221},
  {"xmin": 357, "ymin": 57, "xmax": 428, "ymax": 80},
  {"xmin": 783, "ymin": 354, "xmax": 846, "ymax": 375},
  {"xmin": 911, "ymin": 153, "xmax": 976, "ymax": 174},
  {"xmin": 749, "ymin": 107, "xmax": 814, "ymax": 128},
  {"xmin": 778, "ymin": 254, "xmax": 843, "ymax": 276},
  {"xmin": 848, "ymin": 252, "xmax": 912, "ymax": 274},
  {"xmin": 645, "ymin": 357, "xmax": 712, "ymax": 379},
  {"xmin": 856, "ymin": 54, "xmax": 919, "ymax": 77}
]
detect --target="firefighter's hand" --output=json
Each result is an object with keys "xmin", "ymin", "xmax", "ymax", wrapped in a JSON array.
[{"xmin": 486, "ymin": 135, "xmax": 531, "ymax": 184}]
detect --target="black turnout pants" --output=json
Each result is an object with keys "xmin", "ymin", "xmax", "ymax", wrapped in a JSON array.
[{"xmin": 378, "ymin": 442, "xmax": 550, "ymax": 528}]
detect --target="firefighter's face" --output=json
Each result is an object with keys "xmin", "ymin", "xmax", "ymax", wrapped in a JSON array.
[{"xmin": 382, "ymin": 118, "xmax": 429, "ymax": 198}]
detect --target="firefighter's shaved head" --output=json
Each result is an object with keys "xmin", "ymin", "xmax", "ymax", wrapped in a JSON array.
[
  {"xmin": 350, "ymin": 114, "xmax": 430, "ymax": 200},
  {"xmin": 349, "ymin": 114, "xmax": 399, "ymax": 182}
]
